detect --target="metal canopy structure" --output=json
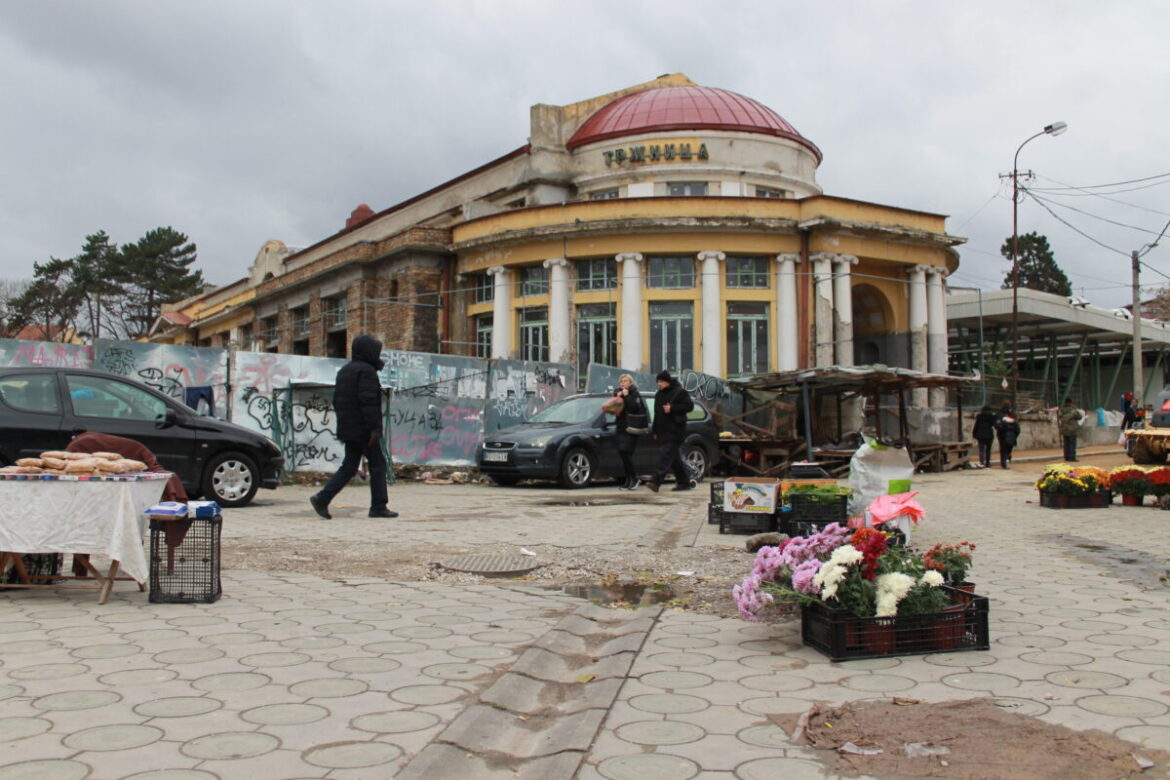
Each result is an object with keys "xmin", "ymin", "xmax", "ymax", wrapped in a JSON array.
[
  {"xmin": 947, "ymin": 288, "xmax": 1170, "ymax": 408},
  {"xmin": 728, "ymin": 365, "xmax": 972, "ymax": 464}
]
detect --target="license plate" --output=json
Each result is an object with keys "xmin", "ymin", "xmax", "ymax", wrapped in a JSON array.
[{"xmin": 483, "ymin": 451, "xmax": 509, "ymax": 462}]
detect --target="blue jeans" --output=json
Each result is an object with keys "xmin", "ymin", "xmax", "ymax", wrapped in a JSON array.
[{"xmin": 318, "ymin": 439, "xmax": 388, "ymax": 509}]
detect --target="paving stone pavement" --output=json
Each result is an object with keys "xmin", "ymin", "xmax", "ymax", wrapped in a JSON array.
[{"xmin": 2, "ymin": 457, "xmax": 1169, "ymax": 779}]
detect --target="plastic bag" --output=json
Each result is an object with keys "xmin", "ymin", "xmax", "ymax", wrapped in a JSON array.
[
  {"xmin": 601, "ymin": 396, "xmax": 624, "ymax": 415},
  {"xmin": 847, "ymin": 440, "xmax": 913, "ymax": 516}
]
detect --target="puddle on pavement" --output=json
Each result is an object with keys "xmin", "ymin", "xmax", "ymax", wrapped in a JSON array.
[
  {"xmin": 1053, "ymin": 535, "xmax": 1170, "ymax": 588},
  {"xmin": 563, "ymin": 583, "xmax": 677, "ymax": 606},
  {"xmin": 533, "ymin": 497, "xmax": 659, "ymax": 507}
]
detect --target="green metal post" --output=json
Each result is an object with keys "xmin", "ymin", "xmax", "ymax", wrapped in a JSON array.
[{"xmin": 1061, "ymin": 334, "xmax": 1089, "ymax": 403}]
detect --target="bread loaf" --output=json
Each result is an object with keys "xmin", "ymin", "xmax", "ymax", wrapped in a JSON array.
[
  {"xmin": 64, "ymin": 458, "xmax": 101, "ymax": 473},
  {"xmin": 90, "ymin": 452, "xmax": 122, "ymax": 461},
  {"xmin": 15, "ymin": 458, "xmax": 44, "ymax": 468},
  {"xmin": 40, "ymin": 451, "xmax": 70, "ymax": 460},
  {"xmin": 41, "ymin": 457, "xmax": 67, "ymax": 471}
]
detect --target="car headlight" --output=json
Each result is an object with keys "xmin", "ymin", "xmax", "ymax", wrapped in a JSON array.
[{"xmin": 525, "ymin": 435, "xmax": 554, "ymax": 449}]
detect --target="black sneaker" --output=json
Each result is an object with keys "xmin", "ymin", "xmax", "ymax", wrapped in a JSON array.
[
  {"xmin": 309, "ymin": 493, "xmax": 331, "ymax": 520},
  {"xmin": 369, "ymin": 508, "xmax": 399, "ymax": 518}
]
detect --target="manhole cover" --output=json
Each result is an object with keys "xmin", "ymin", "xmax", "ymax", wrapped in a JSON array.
[{"xmin": 438, "ymin": 554, "xmax": 542, "ymax": 576}]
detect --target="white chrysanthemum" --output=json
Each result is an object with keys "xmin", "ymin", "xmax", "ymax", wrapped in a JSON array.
[
  {"xmin": 828, "ymin": 545, "xmax": 863, "ymax": 567},
  {"xmin": 920, "ymin": 570, "xmax": 945, "ymax": 587},
  {"xmin": 876, "ymin": 572, "xmax": 915, "ymax": 600},
  {"xmin": 875, "ymin": 592, "xmax": 900, "ymax": 617}
]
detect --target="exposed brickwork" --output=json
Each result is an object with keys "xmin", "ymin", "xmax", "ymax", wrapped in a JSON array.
[{"xmin": 307, "ymin": 294, "xmax": 323, "ymax": 355}]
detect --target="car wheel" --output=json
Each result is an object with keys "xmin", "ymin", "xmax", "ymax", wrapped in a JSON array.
[
  {"xmin": 488, "ymin": 474, "xmax": 520, "ymax": 486},
  {"xmin": 558, "ymin": 447, "xmax": 595, "ymax": 488},
  {"xmin": 682, "ymin": 442, "xmax": 710, "ymax": 480},
  {"xmin": 202, "ymin": 451, "xmax": 259, "ymax": 507}
]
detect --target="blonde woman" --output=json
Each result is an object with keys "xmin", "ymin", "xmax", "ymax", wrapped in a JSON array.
[{"xmin": 613, "ymin": 374, "xmax": 647, "ymax": 489}]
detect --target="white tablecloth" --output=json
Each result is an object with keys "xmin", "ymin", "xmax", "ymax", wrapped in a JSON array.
[{"xmin": 0, "ymin": 475, "xmax": 169, "ymax": 583}]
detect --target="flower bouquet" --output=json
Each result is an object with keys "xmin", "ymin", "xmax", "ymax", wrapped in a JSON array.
[
  {"xmin": 1109, "ymin": 466, "xmax": 1150, "ymax": 506},
  {"xmin": 924, "ymin": 540, "xmax": 976, "ymax": 586},
  {"xmin": 733, "ymin": 525, "xmax": 987, "ymax": 659}
]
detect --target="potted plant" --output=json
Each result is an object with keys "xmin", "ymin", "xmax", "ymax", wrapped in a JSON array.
[
  {"xmin": 733, "ymin": 524, "xmax": 987, "ymax": 660},
  {"xmin": 1034, "ymin": 464, "xmax": 1111, "ymax": 508},
  {"xmin": 1109, "ymin": 466, "xmax": 1150, "ymax": 506},
  {"xmin": 1146, "ymin": 467, "xmax": 1170, "ymax": 501},
  {"xmin": 924, "ymin": 541, "xmax": 976, "ymax": 588}
]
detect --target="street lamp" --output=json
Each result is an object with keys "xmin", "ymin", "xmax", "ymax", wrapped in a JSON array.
[{"xmin": 1010, "ymin": 121, "xmax": 1068, "ymax": 409}]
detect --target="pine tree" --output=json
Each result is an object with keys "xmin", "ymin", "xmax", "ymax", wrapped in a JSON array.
[
  {"xmin": 999, "ymin": 232, "xmax": 1073, "ymax": 297},
  {"xmin": 71, "ymin": 230, "xmax": 123, "ymax": 339},
  {"xmin": 7, "ymin": 258, "xmax": 81, "ymax": 340},
  {"xmin": 116, "ymin": 227, "xmax": 205, "ymax": 339}
]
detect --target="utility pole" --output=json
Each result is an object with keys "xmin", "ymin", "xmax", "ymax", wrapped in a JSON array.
[{"xmin": 1133, "ymin": 249, "xmax": 1144, "ymax": 411}]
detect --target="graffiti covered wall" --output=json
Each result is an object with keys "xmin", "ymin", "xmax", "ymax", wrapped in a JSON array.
[
  {"xmin": 94, "ymin": 340, "xmax": 229, "ymax": 417},
  {"xmin": 0, "ymin": 338, "xmax": 94, "ymax": 368},
  {"xmin": 484, "ymin": 360, "xmax": 576, "ymax": 434}
]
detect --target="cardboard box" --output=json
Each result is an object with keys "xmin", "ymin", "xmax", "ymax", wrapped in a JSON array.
[{"xmin": 723, "ymin": 478, "xmax": 780, "ymax": 514}]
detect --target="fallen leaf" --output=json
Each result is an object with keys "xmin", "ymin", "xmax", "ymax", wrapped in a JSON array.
[{"xmin": 576, "ymin": 673, "xmax": 597, "ymax": 683}]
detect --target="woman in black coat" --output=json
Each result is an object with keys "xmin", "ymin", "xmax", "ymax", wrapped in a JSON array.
[
  {"xmin": 612, "ymin": 374, "xmax": 646, "ymax": 490},
  {"xmin": 995, "ymin": 404, "xmax": 1021, "ymax": 469},
  {"xmin": 972, "ymin": 405, "xmax": 997, "ymax": 469}
]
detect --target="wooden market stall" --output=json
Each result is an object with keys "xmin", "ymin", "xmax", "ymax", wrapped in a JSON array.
[{"xmin": 715, "ymin": 366, "xmax": 974, "ymax": 478}]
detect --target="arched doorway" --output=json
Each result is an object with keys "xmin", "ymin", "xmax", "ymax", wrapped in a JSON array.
[{"xmin": 852, "ymin": 284, "xmax": 895, "ymax": 367}]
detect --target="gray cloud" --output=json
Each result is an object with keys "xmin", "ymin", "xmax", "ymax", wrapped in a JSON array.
[{"xmin": 2, "ymin": 0, "xmax": 1168, "ymax": 308}]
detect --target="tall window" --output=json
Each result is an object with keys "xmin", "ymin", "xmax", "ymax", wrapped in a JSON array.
[
  {"xmin": 576, "ymin": 303, "xmax": 616, "ymax": 377},
  {"xmin": 238, "ymin": 324, "xmax": 253, "ymax": 351},
  {"xmin": 668, "ymin": 181, "xmax": 708, "ymax": 196},
  {"xmin": 576, "ymin": 258, "xmax": 617, "ymax": 291},
  {"xmin": 473, "ymin": 273, "xmax": 494, "ymax": 303},
  {"xmin": 475, "ymin": 314, "xmax": 493, "ymax": 358},
  {"xmin": 726, "ymin": 256, "xmax": 770, "ymax": 289},
  {"xmin": 518, "ymin": 266, "xmax": 548, "ymax": 297},
  {"xmin": 647, "ymin": 256, "xmax": 695, "ymax": 289},
  {"xmin": 290, "ymin": 307, "xmax": 310, "ymax": 339},
  {"xmin": 590, "ymin": 188, "xmax": 619, "ymax": 200},
  {"xmin": 258, "ymin": 317, "xmax": 277, "ymax": 351},
  {"xmin": 755, "ymin": 185, "xmax": 785, "ymax": 198},
  {"xmin": 519, "ymin": 307, "xmax": 549, "ymax": 361},
  {"xmin": 649, "ymin": 302, "xmax": 693, "ymax": 374},
  {"xmin": 323, "ymin": 296, "xmax": 347, "ymax": 330},
  {"xmin": 727, "ymin": 302, "xmax": 769, "ymax": 377}
]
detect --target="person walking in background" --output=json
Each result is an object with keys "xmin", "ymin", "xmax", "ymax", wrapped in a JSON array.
[
  {"xmin": 972, "ymin": 404, "xmax": 997, "ymax": 469},
  {"xmin": 1121, "ymin": 391, "xmax": 1137, "ymax": 430},
  {"xmin": 1059, "ymin": 397, "xmax": 1084, "ymax": 462},
  {"xmin": 645, "ymin": 370, "xmax": 695, "ymax": 493},
  {"xmin": 612, "ymin": 374, "xmax": 646, "ymax": 490},
  {"xmin": 310, "ymin": 334, "xmax": 396, "ymax": 519},
  {"xmin": 995, "ymin": 404, "xmax": 1021, "ymax": 469}
]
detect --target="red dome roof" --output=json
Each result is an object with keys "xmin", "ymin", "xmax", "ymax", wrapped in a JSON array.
[{"xmin": 567, "ymin": 86, "xmax": 821, "ymax": 161}]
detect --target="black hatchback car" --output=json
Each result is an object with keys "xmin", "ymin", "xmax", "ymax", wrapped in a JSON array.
[
  {"xmin": 477, "ymin": 392, "xmax": 719, "ymax": 488},
  {"xmin": 0, "ymin": 367, "xmax": 283, "ymax": 507}
]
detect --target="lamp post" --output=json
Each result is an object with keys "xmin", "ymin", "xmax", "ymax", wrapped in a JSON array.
[{"xmin": 1010, "ymin": 121, "xmax": 1067, "ymax": 409}]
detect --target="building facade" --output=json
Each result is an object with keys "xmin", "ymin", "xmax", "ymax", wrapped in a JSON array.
[{"xmin": 154, "ymin": 74, "xmax": 962, "ymax": 391}]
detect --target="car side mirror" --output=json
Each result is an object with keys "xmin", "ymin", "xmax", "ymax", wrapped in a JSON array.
[{"xmin": 158, "ymin": 408, "xmax": 179, "ymax": 429}]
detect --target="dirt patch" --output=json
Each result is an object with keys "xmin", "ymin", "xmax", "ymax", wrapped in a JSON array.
[{"xmin": 771, "ymin": 698, "xmax": 1170, "ymax": 779}]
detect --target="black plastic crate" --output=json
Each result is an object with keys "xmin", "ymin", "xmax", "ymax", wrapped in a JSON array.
[
  {"xmin": 149, "ymin": 515, "xmax": 222, "ymax": 603},
  {"xmin": 708, "ymin": 482, "xmax": 725, "ymax": 524},
  {"xmin": 714, "ymin": 506, "xmax": 778, "ymax": 535},
  {"xmin": 800, "ymin": 586, "xmax": 989, "ymax": 661},
  {"xmin": 787, "ymin": 493, "xmax": 849, "ymax": 526}
]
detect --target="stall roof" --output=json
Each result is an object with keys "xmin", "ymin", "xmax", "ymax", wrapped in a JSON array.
[{"xmin": 728, "ymin": 365, "xmax": 971, "ymax": 395}]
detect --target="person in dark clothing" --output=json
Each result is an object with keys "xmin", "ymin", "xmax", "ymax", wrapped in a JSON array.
[
  {"xmin": 310, "ymin": 335, "xmax": 395, "ymax": 519},
  {"xmin": 645, "ymin": 370, "xmax": 695, "ymax": 493},
  {"xmin": 995, "ymin": 404, "xmax": 1021, "ymax": 469},
  {"xmin": 971, "ymin": 405, "xmax": 997, "ymax": 469},
  {"xmin": 1121, "ymin": 391, "xmax": 1137, "ymax": 430},
  {"xmin": 1058, "ymin": 397, "xmax": 1084, "ymax": 462},
  {"xmin": 611, "ymin": 374, "xmax": 646, "ymax": 490}
]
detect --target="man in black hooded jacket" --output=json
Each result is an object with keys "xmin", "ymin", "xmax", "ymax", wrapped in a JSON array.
[
  {"xmin": 310, "ymin": 334, "xmax": 396, "ymax": 519},
  {"xmin": 645, "ymin": 370, "xmax": 695, "ymax": 493}
]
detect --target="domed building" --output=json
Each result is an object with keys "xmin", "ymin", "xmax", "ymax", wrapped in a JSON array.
[{"xmin": 157, "ymin": 74, "xmax": 961, "ymax": 392}]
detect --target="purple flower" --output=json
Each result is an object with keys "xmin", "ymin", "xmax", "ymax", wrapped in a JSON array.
[{"xmin": 790, "ymin": 559, "xmax": 822, "ymax": 594}]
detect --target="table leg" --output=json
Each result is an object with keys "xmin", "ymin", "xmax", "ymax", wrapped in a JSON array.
[{"xmin": 98, "ymin": 560, "xmax": 120, "ymax": 605}]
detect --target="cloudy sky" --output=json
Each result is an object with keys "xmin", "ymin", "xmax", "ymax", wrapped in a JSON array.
[{"xmin": 2, "ymin": 1, "xmax": 1167, "ymax": 309}]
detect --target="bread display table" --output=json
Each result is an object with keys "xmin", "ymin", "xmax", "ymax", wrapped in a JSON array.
[{"xmin": 0, "ymin": 473, "xmax": 169, "ymax": 603}]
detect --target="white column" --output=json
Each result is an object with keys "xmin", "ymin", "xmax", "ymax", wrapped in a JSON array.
[
  {"xmin": 488, "ymin": 266, "xmax": 512, "ymax": 359},
  {"xmin": 543, "ymin": 258, "xmax": 570, "ymax": 364},
  {"xmin": 616, "ymin": 253, "xmax": 644, "ymax": 371},
  {"xmin": 698, "ymin": 250, "xmax": 726, "ymax": 376},
  {"xmin": 811, "ymin": 252, "xmax": 836, "ymax": 367},
  {"xmin": 926, "ymin": 266, "xmax": 948, "ymax": 408},
  {"xmin": 833, "ymin": 255, "xmax": 858, "ymax": 367},
  {"xmin": 777, "ymin": 253, "xmax": 800, "ymax": 370},
  {"xmin": 907, "ymin": 264, "xmax": 929, "ymax": 407}
]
